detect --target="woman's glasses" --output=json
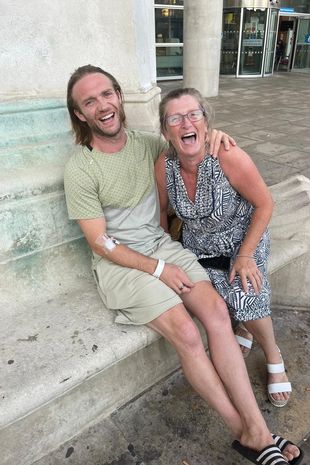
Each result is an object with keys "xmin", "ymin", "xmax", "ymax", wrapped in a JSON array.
[{"xmin": 166, "ymin": 109, "xmax": 205, "ymax": 127}]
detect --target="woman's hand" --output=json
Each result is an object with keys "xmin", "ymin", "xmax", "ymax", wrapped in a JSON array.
[
  {"xmin": 229, "ymin": 256, "xmax": 263, "ymax": 294},
  {"xmin": 208, "ymin": 129, "xmax": 236, "ymax": 157}
]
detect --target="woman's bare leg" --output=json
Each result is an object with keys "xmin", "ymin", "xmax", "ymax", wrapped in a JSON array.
[{"xmin": 244, "ymin": 317, "xmax": 290, "ymax": 403}]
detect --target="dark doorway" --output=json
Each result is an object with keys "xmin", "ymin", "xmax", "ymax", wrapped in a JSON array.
[{"xmin": 275, "ymin": 16, "xmax": 297, "ymax": 71}]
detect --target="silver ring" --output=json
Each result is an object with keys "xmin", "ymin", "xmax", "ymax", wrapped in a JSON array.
[{"xmin": 179, "ymin": 284, "xmax": 184, "ymax": 290}]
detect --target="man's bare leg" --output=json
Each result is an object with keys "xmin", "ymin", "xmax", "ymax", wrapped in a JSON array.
[
  {"xmin": 148, "ymin": 304, "xmax": 243, "ymax": 438},
  {"xmin": 179, "ymin": 281, "xmax": 299, "ymax": 461}
]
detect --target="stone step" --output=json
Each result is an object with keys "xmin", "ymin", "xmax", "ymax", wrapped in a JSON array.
[
  {"xmin": 0, "ymin": 98, "xmax": 74, "ymax": 203},
  {"xmin": 0, "ymin": 238, "xmax": 188, "ymax": 465},
  {"xmin": 1, "ymin": 166, "xmax": 310, "ymax": 465},
  {"xmin": 0, "ymin": 106, "xmax": 74, "ymax": 202},
  {"xmin": 0, "ymin": 98, "xmax": 70, "ymax": 149},
  {"xmin": 269, "ymin": 175, "xmax": 310, "ymax": 308},
  {"xmin": 1, "ymin": 234, "xmax": 307, "ymax": 465},
  {"xmin": 0, "ymin": 157, "xmax": 67, "ymax": 202},
  {"xmin": 270, "ymin": 175, "xmax": 310, "ymax": 240},
  {"xmin": 0, "ymin": 190, "xmax": 81, "ymax": 264},
  {"xmin": 1, "ymin": 236, "xmax": 91, "ymax": 305}
]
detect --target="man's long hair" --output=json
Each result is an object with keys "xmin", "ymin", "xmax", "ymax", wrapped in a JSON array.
[{"xmin": 67, "ymin": 65, "xmax": 126, "ymax": 146}]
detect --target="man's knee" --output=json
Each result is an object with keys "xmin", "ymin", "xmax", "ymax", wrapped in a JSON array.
[
  {"xmin": 208, "ymin": 295, "xmax": 232, "ymax": 330},
  {"xmin": 171, "ymin": 316, "xmax": 203, "ymax": 353}
]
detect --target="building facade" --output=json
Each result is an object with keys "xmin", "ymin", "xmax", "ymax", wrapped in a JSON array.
[{"xmin": 155, "ymin": 0, "xmax": 310, "ymax": 79}]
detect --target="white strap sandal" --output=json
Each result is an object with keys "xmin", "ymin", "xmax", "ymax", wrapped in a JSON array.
[
  {"xmin": 267, "ymin": 358, "xmax": 292, "ymax": 408},
  {"xmin": 236, "ymin": 335, "xmax": 253, "ymax": 349},
  {"xmin": 235, "ymin": 333, "xmax": 253, "ymax": 359}
]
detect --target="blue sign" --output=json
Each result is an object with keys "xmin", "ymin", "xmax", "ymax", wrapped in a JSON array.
[
  {"xmin": 305, "ymin": 34, "xmax": 310, "ymax": 44},
  {"xmin": 280, "ymin": 7, "xmax": 295, "ymax": 12}
]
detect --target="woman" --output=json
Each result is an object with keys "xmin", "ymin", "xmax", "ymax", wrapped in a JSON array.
[{"xmin": 155, "ymin": 87, "xmax": 292, "ymax": 409}]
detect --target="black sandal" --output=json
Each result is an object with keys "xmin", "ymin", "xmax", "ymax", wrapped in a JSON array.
[
  {"xmin": 272, "ymin": 434, "xmax": 304, "ymax": 465},
  {"xmin": 232, "ymin": 440, "xmax": 289, "ymax": 464}
]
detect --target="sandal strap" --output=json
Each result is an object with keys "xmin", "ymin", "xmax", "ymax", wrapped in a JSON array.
[
  {"xmin": 272, "ymin": 434, "xmax": 291, "ymax": 451},
  {"xmin": 267, "ymin": 362, "xmax": 285, "ymax": 373},
  {"xmin": 257, "ymin": 445, "xmax": 288, "ymax": 465},
  {"xmin": 236, "ymin": 335, "xmax": 253, "ymax": 349},
  {"xmin": 268, "ymin": 382, "xmax": 292, "ymax": 394}
]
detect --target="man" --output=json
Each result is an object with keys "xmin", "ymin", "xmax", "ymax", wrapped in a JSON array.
[{"xmin": 64, "ymin": 65, "xmax": 302, "ymax": 465}]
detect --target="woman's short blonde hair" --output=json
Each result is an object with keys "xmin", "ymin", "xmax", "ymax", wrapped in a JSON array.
[{"xmin": 159, "ymin": 87, "xmax": 213, "ymax": 159}]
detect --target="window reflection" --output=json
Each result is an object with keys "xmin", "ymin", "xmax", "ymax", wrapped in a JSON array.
[
  {"xmin": 265, "ymin": 10, "xmax": 278, "ymax": 74},
  {"xmin": 221, "ymin": 10, "xmax": 241, "ymax": 75},
  {"xmin": 294, "ymin": 18, "xmax": 310, "ymax": 70},
  {"xmin": 154, "ymin": 0, "xmax": 183, "ymax": 5},
  {"xmin": 155, "ymin": 8, "xmax": 183, "ymax": 43},
  {"xmin": 156, "ymin": 46, "xmax": 183, "ymax": 77},
  {"xmin": 239, "ymin": 9, "xmax": 267, "ymax": 75},
  {"xmin": 155, "ymin": 6, "xmax": 183, "ymax": 78}
]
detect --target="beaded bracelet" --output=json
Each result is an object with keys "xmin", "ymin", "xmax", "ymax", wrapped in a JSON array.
[{"xmin": 236, "ymin": 255, "xmax": 254, "ymax": 259}]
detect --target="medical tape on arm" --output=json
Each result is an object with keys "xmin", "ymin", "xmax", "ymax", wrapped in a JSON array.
[{"xmin": 95, "ymin": 233, "xmax": 120, "ymax": 254}]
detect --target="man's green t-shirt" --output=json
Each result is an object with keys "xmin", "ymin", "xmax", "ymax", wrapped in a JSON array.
[{"xmin": 64, "ymin": 130, "xmax": 167, "ymax": 255}]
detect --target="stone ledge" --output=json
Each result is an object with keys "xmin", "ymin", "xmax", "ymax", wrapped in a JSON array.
[
  {"xmin": 0, "ymin": 238, "xmax": 186, "ymax": 465},
  {"xmin": 0, "ymin": 191, "xmax": 81, "ymax": 263},
  {"xmin": 269, "ymin": 175, "xmax": 310, "ymax": 308},
  {"xmin": 0, "ymin": 99, "xmax": 70, "ymax": 149},
  {"xmin": 1, "ymin": 176, "xmax": 310, "ymax": 465}
]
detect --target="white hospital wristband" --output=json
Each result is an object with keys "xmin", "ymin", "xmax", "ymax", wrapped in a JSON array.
[{"xmin": 152, "ymin": 259, "xmax": 165, "ymax": 278}]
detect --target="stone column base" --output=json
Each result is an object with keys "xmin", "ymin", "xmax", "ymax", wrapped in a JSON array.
[{"xmin": 124, "ymin": 86, "xmax": 161, "ymax": 134}]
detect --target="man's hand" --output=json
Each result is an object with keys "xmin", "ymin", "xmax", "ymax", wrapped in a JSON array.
[
  {"xmin": 208, "ymin": 129, "xmax": 236, "ymax": 157},
  {"xmin": 160, "ymin": 263, "xmax": 195, "ymax": 295},
  {"xmin": 229, "ymin": 256, "xmax": 262, "ymax": 294}
]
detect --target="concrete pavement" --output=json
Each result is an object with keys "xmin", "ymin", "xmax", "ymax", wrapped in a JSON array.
[{"xmin": 34, "ymin": 72, "xmax": 310, "ymax": 465}]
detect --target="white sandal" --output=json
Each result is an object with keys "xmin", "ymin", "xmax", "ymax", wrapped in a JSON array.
[
  {"xmin": 235, "ymin": 335, "xmax": 253, "ymax": 358},
  {"xmin": 267, "ymin": 352, "xmax": 292, "ymax": 408},
  {"xmin": 235, "ymin": 324, "xmax": 253, "ymax": 358}
]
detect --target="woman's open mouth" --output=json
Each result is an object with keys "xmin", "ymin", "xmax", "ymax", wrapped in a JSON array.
[{"xmin": 181, "ymin": 132, "xmax": 197, "ymax": 144}]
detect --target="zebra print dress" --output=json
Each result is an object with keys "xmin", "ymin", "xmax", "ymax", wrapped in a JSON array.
[{"xmin": 165, "ymin": 154, "xmax": 271, "ymax": 322}]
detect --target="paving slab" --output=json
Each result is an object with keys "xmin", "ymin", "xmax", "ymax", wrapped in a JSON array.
[{"xmin": 33, "ymin": 308, "xmax": 310, "ymax": 465}]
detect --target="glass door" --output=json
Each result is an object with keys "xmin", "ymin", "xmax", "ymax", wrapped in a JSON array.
[
  {"xmin": 155, "ymin": 5, "xmax": 184, "ymax": 79},
  {"xmin": 264, "ymin": 9, "xmax": 279, "ymax": 75},
  {"xmin": 220, "ymin": 9, "xmax": 241, "ymax": 75},
  {"xmin": 238, "ymin": 8, "xmax": 267, "ymax": 76},
  {"xmin": 293, "ymin": 18, "xmax": 310, "ymax": 72}
]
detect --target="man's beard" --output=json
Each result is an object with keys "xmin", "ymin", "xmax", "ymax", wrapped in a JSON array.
[
  {"xmin": 91, "ymin": 105, "xmax": 126, "ymax": 139},
  {"xmin": 92, "ymin": 122, "xmax": 122, "ymax": 139}
]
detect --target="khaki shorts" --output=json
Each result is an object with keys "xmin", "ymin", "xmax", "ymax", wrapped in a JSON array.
[{"xmin": 94, "ymin": 234, "xmax": 210, "ymax": 325}]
